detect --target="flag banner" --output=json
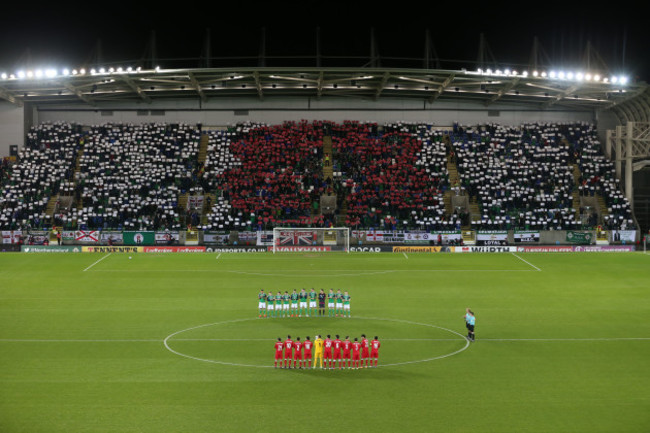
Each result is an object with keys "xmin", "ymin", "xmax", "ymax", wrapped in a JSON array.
[
  {"xmin": 513, "ymin": 231, "xmax": 540, "ymax": 243},
  {"xmin": 256, "ymin": 231, "xmax": 274, "ymax": 246},
  {"xmin": 365, "ymin": 230, "xmax": 384, "ymax": 242},
  {"xmin": 566, "ymin": 231, "xmax": 593, "ymax": 245},
  {"xmin": 123, "ymin": 231, "xmax": 155, "ymax": 246},
  {"xmin": 382, "ymin": 231, "xmax": 405, "ymax": 243},
  {"xmin": 2, "ymin": 230, "xmax": 22, "ymax": 244},
  {"xmin": 608, "ymin": 230, "xmax": 636, "ymax": 243},
  {"xmin": 276, "ymin": 230, "xmax": 316, "ymax": 246},
  {"xmin": 351, "ymin": 230, "xmax": 365, "ymax": 239},
  {"xmin": 476, "ymin": 230, "xmax": 508, "ymax": 246},
  {"xmin": 26, "ymin": 231, "xmax": 49, "ymax": 245},
  {"xmin": 237, "ymin": 231, "xmax": 257, "ymax": 244},
  {"xmin": 155, "ymin": 232, "xmax": 180, "ymax": 245},
  {"xmin": 204, "ymin": 232, "xmax": 230, "ymax": 245},
  {"xmin": 75, "ymin": 230, "xmax": 100, "ymax": 243},
  {"xmin": 404, "ymin": 232, "xmax": 432, "ymax": 244},
  {"xmin": 62, "ymin": 231, "xmax": 76, "ymax": 240},
  {"xmin": 187, "ymin": 195, "xmax": 204, "ymax": 210},
  {"xmin": 100, "ymin": 232, "xmax": 123, "ymax": 245},
  {"xmin": 323, "ymin": 230, "xmax": 337, "ymax": 246}
]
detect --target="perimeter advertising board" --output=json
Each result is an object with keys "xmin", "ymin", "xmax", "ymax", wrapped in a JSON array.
[
  {"xmin": 476, "ymin": 231, "xmax": 508, "ymax": 246},
  {"xmin": 82, "ymin": 246, "xmax": 144, "ymax": 253},
  {"xmin": 22, "ymin": 246, "xmax": 81, "ymax": 253}
]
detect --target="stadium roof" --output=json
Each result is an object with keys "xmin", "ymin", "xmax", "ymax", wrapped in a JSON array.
[{"xmin": 0, "ymin": 66, "xmax": 646, "ymax": 113}]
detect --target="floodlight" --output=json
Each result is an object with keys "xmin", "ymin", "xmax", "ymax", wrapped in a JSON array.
[
  {"xmin": 504, "ymin": 68, "xmax": 511, "ymax": 75},
  {"xmin": 521, "ymin": 71, "xmax": 528, "ymax": 77},
  {"xmin": 117, "ymin": 67, "xmax": 123, "ymax": 73},
  {"xmin": 611, "ymin": 76, "xmax": 618, "ymax": 84},
  {"xmin": 46, "ymin": 69, "xmax": 57, "ymax": 78},
  {"xmin": 511, "ymin": 70, "xmax": 518, "ymax": 76},
  {"xmin": 99, "ymin": 67, "xmax": 106, "ymax": 74},
  {"xmin": 486, "ymin": 68, "xmax": 492, "ymax": 75},
  {"xmin": 619, "ymin": 76, "xmax": 628, "ymax": 85},
  {"xmin": 558, "ymin": 71, "xmax": 566, "ymax": 79},
  {"xmin": 79, "ymin": 68, "xmax": 86, "ymax": 75},
  {"xmin": 541, "ymin": 72, "xmax": 547, "ymax": 77},
  {"xmin": 549, "ymin": 71, "xmax": 556, "ymax": 78},
  {"xmin": 576, "ymin": 72, "xmax": 583, "ymax": 81},
  {"xmin": 594, "ymin": 74, "xmax": 601, "ymax": 82},
  {"xmin": 496, "ymin": 69, "xmax": 502, "ymax": 75},
  {"xmin": 585, "ymin": 73, "xmax": 592, "ymax": 81},
  {"xmin": 127, "ymin": 67, "xmax": 133, "ymax": 72},
  {"xmin": 0, "ymin": 73, "xmax": 6, "ymax": 80},
  {"xmin": 533, "ymin": 71, "xmax": 539, "ymax": 77},
  {"xmin": 477, "ymin": 68, "xmax": 483, "ymax": 74},
  {"xmin": 155, "ymin": 66, "xmax": 160, "ymax": 72},
  {"xmin": 602, "ymin": 77, "xmax": 608, "ymax": 83},
  {"xmin": 27, "ymin": 71, "xmax": 34, "ymax": 78},
  {"xmin": 34, "ymin": 70, "xmax": 43, "ymax": 78},
  {"xmin": 108, "ymin": 67, "xmax": 115, "ymax": 73},
  {"xmin": 566, "ymin": 72, "xmax": 574, "ymax": 80}
]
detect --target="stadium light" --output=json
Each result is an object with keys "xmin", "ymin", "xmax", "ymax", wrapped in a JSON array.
[
  {"xmin": 541, "ymin": 72, "xmax": 547, "ymax": 77},
  {"xmin": 585, "ymin": 73, "xmax": 592, "ymax": 81},
  {"xmin": 576, "ymin": 72, "xmax": 584, "ymax": 81},
  {"xmin": 1, "ymin": 73, "xmax": 6, "ymax": 80},
  {"xmin": 619, "ymin": 76, "xmax": 628, "ymax": 85},
  {"xmin": 566, "ymin": 72, "xmax": 574, "ymax": 80},
  {"xmin": 549, "ymin": 71, "xmax": 556, "ymax": 78},
  {"xmin": 16, "ymin": 71, "xmax": 25, "ymax": 79},
  {"xmin": 532, "ymin": 71, "xmax": 539, "ymax": 77},
  {"xmin": 486, "ymin": 68, "xmax": 492, "ymax": 75},
  {"xmin": 35, "ymin": 70, "xmax": 43, "ymax": 78},
  {"xmin": 127, "ymin": 66, "xmax": 133, "ymax": 72},
  {"xmin": 46, "ymin": 69, "xmax": 57, "ymax": 78},
  {"xmin": 477, "ymin": 68, "xmax": 483, "ymax": 74},
  {"xmin": 62, "ymin": 68, "xmax": 70, "ymax": 76},
  {"xmin": 594, "ymin": 74, "xmax": 601, "ymax": 82},
  {"xmin": 504, "ymin": 68, "xmax": 511, "ymax": 76},
  {"xmin": 611, "ymin": 76, "xmax": 618, "ymax": 84},
  {"xmin": 99, "ymin": 67, "xmax": 106, "ymax": 74},
  {"xmin": 117, "ymin": 67, "xmax": 123, "ymax": 73},
  {"xmin": 26, "ymin": 70, "xmax": 34, "ymax": 79},
  {"xmin": 558, "ymin": 71, "xmax": 566, "ymax": 80},
  {"xmin": 521, "ymin": 71, "xmax": 528, "ymax": 77}
]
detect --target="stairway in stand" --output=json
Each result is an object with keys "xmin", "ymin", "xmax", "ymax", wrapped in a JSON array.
[
  {"xmin": 45, "ymin": 195, "xmax": 59, "ymax": 225},
  {"xmin": 444, "ymin": 153, "xmax": 460, "ymax": 217},
  {"xmin": 201, "ymin": 193, "xmax": 216, "ymax": 225},
  {"xmin": 596, "ymin": 195, "xmax": 609, "ymax": 224},
  {"xmin": 320, "ymin": 135, "xmax": 335, "ymax": 218},
  {"xmin": 178, "ymin": 193, "xmax": 189, "ymax": 227},
  {"xmin": 572, "ymin": 163, "xmax": 582, "ymax": 221},
  {"xmin": 198, "ymin": 133, "xmax": 209, "ymax": 165}
]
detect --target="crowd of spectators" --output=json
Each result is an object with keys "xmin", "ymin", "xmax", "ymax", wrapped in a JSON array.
[
  {"xmin": 0, "ymin": 122, "xmax": 82, "ymax": 229},
  {"xmin": 454, "ymin": 122, "xmax": 580, "ymax": 230}
]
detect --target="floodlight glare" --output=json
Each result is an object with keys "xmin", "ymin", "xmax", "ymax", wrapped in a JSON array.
[
  {"xmin": 17, "ymin": 71, "xmax": 25, "ymax": 79},
  {"xmin": 585, "ymin": 73, "xmax": 592, "ymax": 81},
  {"xmin": 594, "ymin": 74, "xmax": 601, "ymax": 82},
  {"xmin": 477, "ymin": 68, "xmax": 483, "ymax": 74},
  {"xmin": 46, "ymin": 69, "xmax": 57, "ymax": 78},
  {"xmin": 541, "ymin": 72, "xmax": 547, "ymax": 77},
  {"xmin": 62, "ymin": 69, "xmax": 70, "ymax": 76},
  {"xmin": 127, "ymin": 67, "xmax": 133, "ymax": 72},
  {"xmin": 566, "ymin": 72, "xmax": 574, "ymax": 80},
  {"xmin": 619, "ymin": 76, "xmax": 628, "ymax": 85},
  {"xmin": 504, "ymin": 69, "xmax": 510, "ymax": 76},
  {"xmin": 521, "ymin": 71, "xmax": 528, "ymax": 77},
  {"xmin": 611, "ymin": 76, "xmax": 618, "ymax": 84},
  {"xmin": 34, "ymin": 70, "xmax": 43, "ymax": 78},
  {"xmin": 117, "ymin": 67, "xmax": 123, "ymax": 73},
  {"xmin": 495, "ymin": 69, "xmax": 502, "ymax": 75},
  {"xmin": 533, "ymin": 71, "xmax": 539, "ymax": 77},
  {"xmin": 558, "ymin": 71, "xmax": 566, "ymax": 79},
  {"xmin": 1, "ymin": 73, "xmax": 7, "ymax": 80},
  {"xmin": 549, "ymin": 71, "xmax": 556, "ymax": 78},
  {"xmin": 27, "ymin": 71, "xmax": 34, "ymax": 78},
  {"xmin": 576, "ymin": 72, "xmax": 584, "ymax": 81},
  {"xmin": 79, "ymin": 68, "xmax": 86, "ymax": 75},
  {"xmin": 486, "ymin": 68, "xmax": 492, "ymax": 75},
  {"xmin": 511, "ymin": 70, "xmax": 518, "ymax": 76},
  {"xmin": 99, "ymin": 68, "xmax": 106, "ymax": 74}
]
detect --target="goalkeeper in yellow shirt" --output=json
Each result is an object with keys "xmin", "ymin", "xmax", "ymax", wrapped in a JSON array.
[{"xmin": 313, "ymin": 334, "xmax": 324, "ymax": 368}]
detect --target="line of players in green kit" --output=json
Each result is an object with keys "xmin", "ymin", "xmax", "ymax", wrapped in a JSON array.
[{"xmin": 258, "ymin": 288, "xmax": 351, "ymax": 318}]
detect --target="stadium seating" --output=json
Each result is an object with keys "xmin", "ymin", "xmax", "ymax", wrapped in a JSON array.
[
  {"xmin": 0, "ymin": 122, "xmax": 82, "ymax": 229},
  {"xmin": 453, "ymin": 123, "xmax": 580, "ymax": 230}
]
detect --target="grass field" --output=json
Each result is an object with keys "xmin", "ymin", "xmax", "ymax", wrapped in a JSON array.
[{"xmin": 1, "ymin": 251, "xmax": 649, "ymax": 433}]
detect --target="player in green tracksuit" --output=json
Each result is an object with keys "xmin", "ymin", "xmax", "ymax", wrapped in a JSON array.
[
  {"xmin": 276, "ymin": 291, "xmax": 284, "ymax": 318},
  {"xmin": 342, "ymin": 291, "xmax": 351, "ymax": 318},
  {"xmin": 290, "ymin": 290, "xmax": 299, "ymax": 317},
  {"xmin": 335, "ymin": 289, "xmax": 343, "ymax": 317},
  {"xmin": 298, "ymin": 289, "xmax": 308, "ymax": 317},
  {"xmin": 308, "ymin": 288, "xmax": 317, "ymax": 317},
  {"xmin": 258, "ymin": 290, "xmax": 267, "ymax": 318},
  {"xmin": 266, "ymin": 292, "xmax": 275, "ymax": 318},
  {"xmin": 327, "ymin": 289, "xmax": 336, "ymax": 317},
  {"xmin": 282, "ymin": 291, "xmax": 291, "ymax": 318}
]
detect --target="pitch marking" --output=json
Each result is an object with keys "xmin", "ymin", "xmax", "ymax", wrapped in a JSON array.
[
  {"xmin": 2, "ymin": 337, "xmax": 649, "ymax": 343},
  {"xmin": 163, "ymin": 316, "xmax": 471, "ymax": 368},
  {"xmin": 216, "ymin": 254, "xmax": 221, "ymax": 260},
  {"xmin": 403, "ymin": 252, "xmax": 409, "ymax": 259},
  {"xmin": 83, "ymin": 253, "xmax": 112, "ymax": 272},
  {"xmin": 511, "ymin": 252, "xmax": 542, "ymax": 271}
]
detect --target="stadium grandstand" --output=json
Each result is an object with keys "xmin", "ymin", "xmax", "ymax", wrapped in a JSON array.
[{"xmin": 0, "ymin": 32, "xmax": 649, "ymax": 247}]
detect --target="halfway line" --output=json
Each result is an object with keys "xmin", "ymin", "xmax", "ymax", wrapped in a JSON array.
[{"xmin": 83, "ymin": 253, "xmax": 112, "ymax": 272}]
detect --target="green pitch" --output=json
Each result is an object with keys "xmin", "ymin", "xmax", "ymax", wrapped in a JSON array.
[{"xmin": 0, "ymin": 252, "xmax": 649, "ymax": 433}]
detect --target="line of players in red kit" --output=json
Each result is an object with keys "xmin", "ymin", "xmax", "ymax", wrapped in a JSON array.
[{"xmin": 274, "ymin": 334, "xmax": 381, "ymax": 369}]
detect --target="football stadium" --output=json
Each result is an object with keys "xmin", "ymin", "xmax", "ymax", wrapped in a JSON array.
[{"xmin": 1, "ymin": 8, "xmax": 650, "ymax": 433}]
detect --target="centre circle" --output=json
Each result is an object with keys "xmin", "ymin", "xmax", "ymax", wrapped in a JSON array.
[{"xmin": 163, "ymin": 316, "xmax": 470, "ymax": 368}]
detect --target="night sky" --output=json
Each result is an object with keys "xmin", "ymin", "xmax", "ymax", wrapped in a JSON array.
[{"xmin": 0, "ymin": 2, "xmax": 648, "ymax": 82}]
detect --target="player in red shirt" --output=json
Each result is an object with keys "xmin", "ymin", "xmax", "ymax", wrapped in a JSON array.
[
  {"xmin": 333, "ymin": 335, "xmax": 343, "ymax": 369},
  {"xmin": 351, "ymin": 337, "xmax": 361, "ymax": 369},
  {"xmin": 284, "ymin": 335, "xmax": 293, "ymax": 368},
  {"xmin": 293, "ymin": 337, "xmax": 304, "ymax": 369},
  {"xmin": 274, "ymin": 337, "xmax": 284, "ymax": 368},
  {"xmin": 342, "ymin": 336, "xmax": 352, "ymax": 369},
  {"xmin": 303, "ymin": 336, "xmax": 313, "ymax": 369},
  {"xmin": 360, "ymin": 334, "xmax": 370, "ymax": 368},
  {"xmin": 370, "ymin": 336, "xmax": 381, "ymax": 367},
  {"xmin": 323, "ymin": 334, "xmax": 333, "ymax": 369}
]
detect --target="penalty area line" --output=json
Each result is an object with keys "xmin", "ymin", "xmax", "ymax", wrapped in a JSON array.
[
  {"xmin": 511, "ymin": 252, "xmax": 541, "ymax": 271},
  {"xmin": 403, "ymin": 252, "xmax": 409, "ymax": 259},
  {"xmin": 83, "ymin": 253, "xmax": 112, "ymax": 272}
]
